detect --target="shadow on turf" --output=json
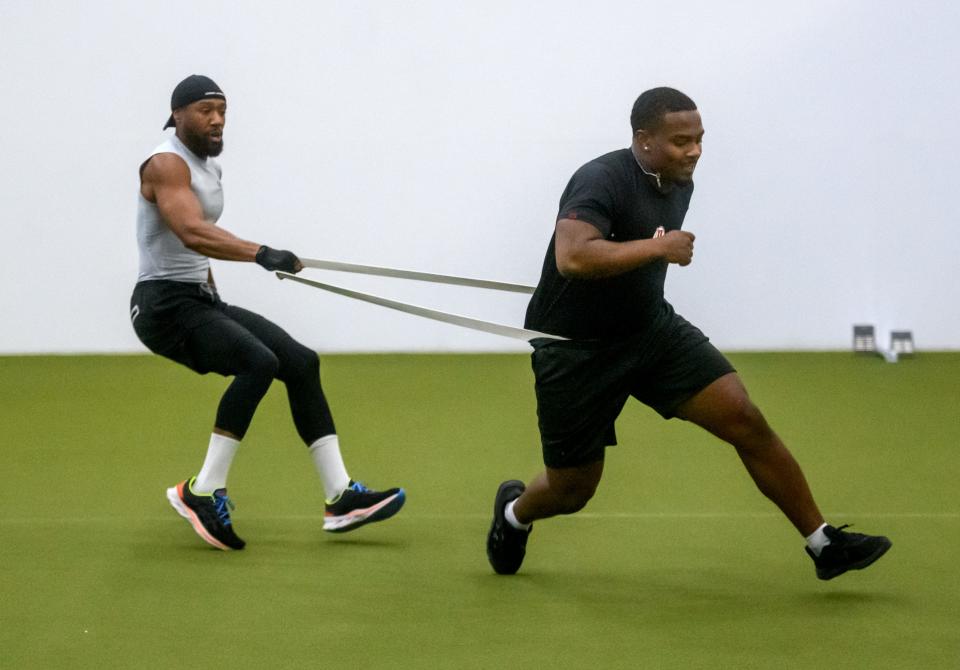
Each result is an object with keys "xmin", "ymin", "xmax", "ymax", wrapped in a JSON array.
[
  {"xmin": 480, "ymin": 566, "xmax": 906, "ymax": 618},
  {"xmin": 795, "ymin": 590, "xmax": 907, "ymax": 607},
  {"xmin": 148, "ymin": 519, "xmax": 409, "ymax": 556}
]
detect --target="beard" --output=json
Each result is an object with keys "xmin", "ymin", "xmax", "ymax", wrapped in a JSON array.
[{"xmin": 180, "ymin": 125, "xmax": 224, "ymax": 159}]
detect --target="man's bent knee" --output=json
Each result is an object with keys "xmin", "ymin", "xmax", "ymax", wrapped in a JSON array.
[
  {"xmin": 279, "ymin": 342, "xmax": 319, "ymax": 384},
  {"xmin": 557, "ymin": 488, "xmax": 595, "ymax": 514},
  {"xmin": 546, "ymin": 461, "xmax": 603, "ymax": 514},
  {"xmin": 247, "ymin": 347, "xmax": 280, "ymax": 381}
]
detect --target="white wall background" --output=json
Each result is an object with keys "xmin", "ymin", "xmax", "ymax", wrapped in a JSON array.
[{"xmin": 1, "ymin": 1, "xmax": 957, "ymax": 353}]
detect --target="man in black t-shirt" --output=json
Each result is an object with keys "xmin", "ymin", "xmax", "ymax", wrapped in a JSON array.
[{"xmin": 486, "ymin": 87, "xmax": 891, "ymax": 581}]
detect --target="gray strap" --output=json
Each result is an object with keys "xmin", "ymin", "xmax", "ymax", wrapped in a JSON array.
[
  {"xmin": 276, "ymin": 272, "xmax": 565, "ymax": 342},
  {"xmin": 299, "ymin": 257, "xmax": 536, "ymax": 294}
]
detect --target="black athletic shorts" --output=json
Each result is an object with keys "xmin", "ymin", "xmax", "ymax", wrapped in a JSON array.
[
  {"xmin": 530, "ymin": 307, "xmax": 735, "ymax": 469},
  {"xmin": 130, "ymin": 279, "xmax": 243, "ymax": 373}
]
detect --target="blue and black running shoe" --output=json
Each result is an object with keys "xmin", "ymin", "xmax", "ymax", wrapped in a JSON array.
[
  {"xmin": 166, "ymin": 477, "xmax": 246, "ymax": 551},
  {"xmin": 323, "ymin": 480, "xmax": 405, "ymax": 533}
]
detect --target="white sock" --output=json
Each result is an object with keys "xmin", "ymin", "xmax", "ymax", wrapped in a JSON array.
[
  {"xmin": 309, "ymin": 434, "xmax": 352, "ymax": 501},
  {"xmin": 193, "ymin": 433, "xmax": 241, "ymax": 494},
  {"xmin": 505, "ymin": 499, "xmax": 531, "ymax": 531},
  {"xmin": 805, "ymin": 522, "xmax": 831, "ymax": 557}
]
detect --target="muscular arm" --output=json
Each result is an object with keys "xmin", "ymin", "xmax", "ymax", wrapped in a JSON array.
[
  {"xmin": 140, "ymin": 153, "xmax": 260, "ymax": 261},
  {"xmin": 554, "ymin": 218, "xmax": 696, "ymax": 280}
]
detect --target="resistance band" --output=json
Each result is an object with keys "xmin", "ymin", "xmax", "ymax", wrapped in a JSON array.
[
  {"xmin": 276, "ymin": 259, "xmax": 564, "ymax": 342},
  {"xmin": 298, "ymin": 257, "xmax": 536, "ymax": 294}
]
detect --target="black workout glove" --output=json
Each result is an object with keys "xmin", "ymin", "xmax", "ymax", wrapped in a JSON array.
[{"xmin": 255, "ymin": 245, "xmax": 301, "ymax": 273}]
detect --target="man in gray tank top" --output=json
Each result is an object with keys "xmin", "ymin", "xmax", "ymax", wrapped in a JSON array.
[{"xmin": 131, "ymin": 75, "xmax": 405, "ymax": 551}]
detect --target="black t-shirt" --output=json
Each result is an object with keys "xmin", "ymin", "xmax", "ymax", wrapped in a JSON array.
[{"xmin": 524, "ymin": 148, "xmax": 694, "ymax": 340}]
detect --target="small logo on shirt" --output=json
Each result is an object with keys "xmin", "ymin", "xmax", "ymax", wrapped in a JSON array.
[
  {"xmin": 653, "ymin": 226, "xmax": 665, "ymax": 238},
  {"xmin": 130, "ymin": 304, "xmax": 140, "ymax": 323}
]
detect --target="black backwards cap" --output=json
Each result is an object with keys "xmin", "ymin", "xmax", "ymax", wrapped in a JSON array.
[{"xmin": 163, "ymin": 75, "xmax": 225, "ymax": 129}]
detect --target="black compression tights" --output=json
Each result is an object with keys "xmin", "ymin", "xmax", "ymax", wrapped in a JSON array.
[{"xmin": 185, "ymin": 304, "xmax": 335, "ymax": 442}]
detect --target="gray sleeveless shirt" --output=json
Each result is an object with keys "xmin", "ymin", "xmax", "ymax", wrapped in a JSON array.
[{"xmin": 136, "ymin": 134, "xmax": 224, "ymax": 282}]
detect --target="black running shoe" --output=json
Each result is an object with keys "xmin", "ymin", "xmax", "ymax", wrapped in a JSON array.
[
  {"xmin": 806, "ymin": 524, "xmax": 892, "ymax": 580},
  {"xmin": 486, "ymin": 480, "xmax": 531, "ymax": 575},
  {"xmin": 323, "ymin": 480, "xmax": 406, "ymax": 533},
  {"xmin": 166, "ymin": 478, "xmax": 246, "ymax": 551}
]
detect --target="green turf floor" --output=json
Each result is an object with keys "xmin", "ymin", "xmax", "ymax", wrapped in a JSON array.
[{"xmin": 1, "ymin": 352, "xmax": 958, "ymax": 669}]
